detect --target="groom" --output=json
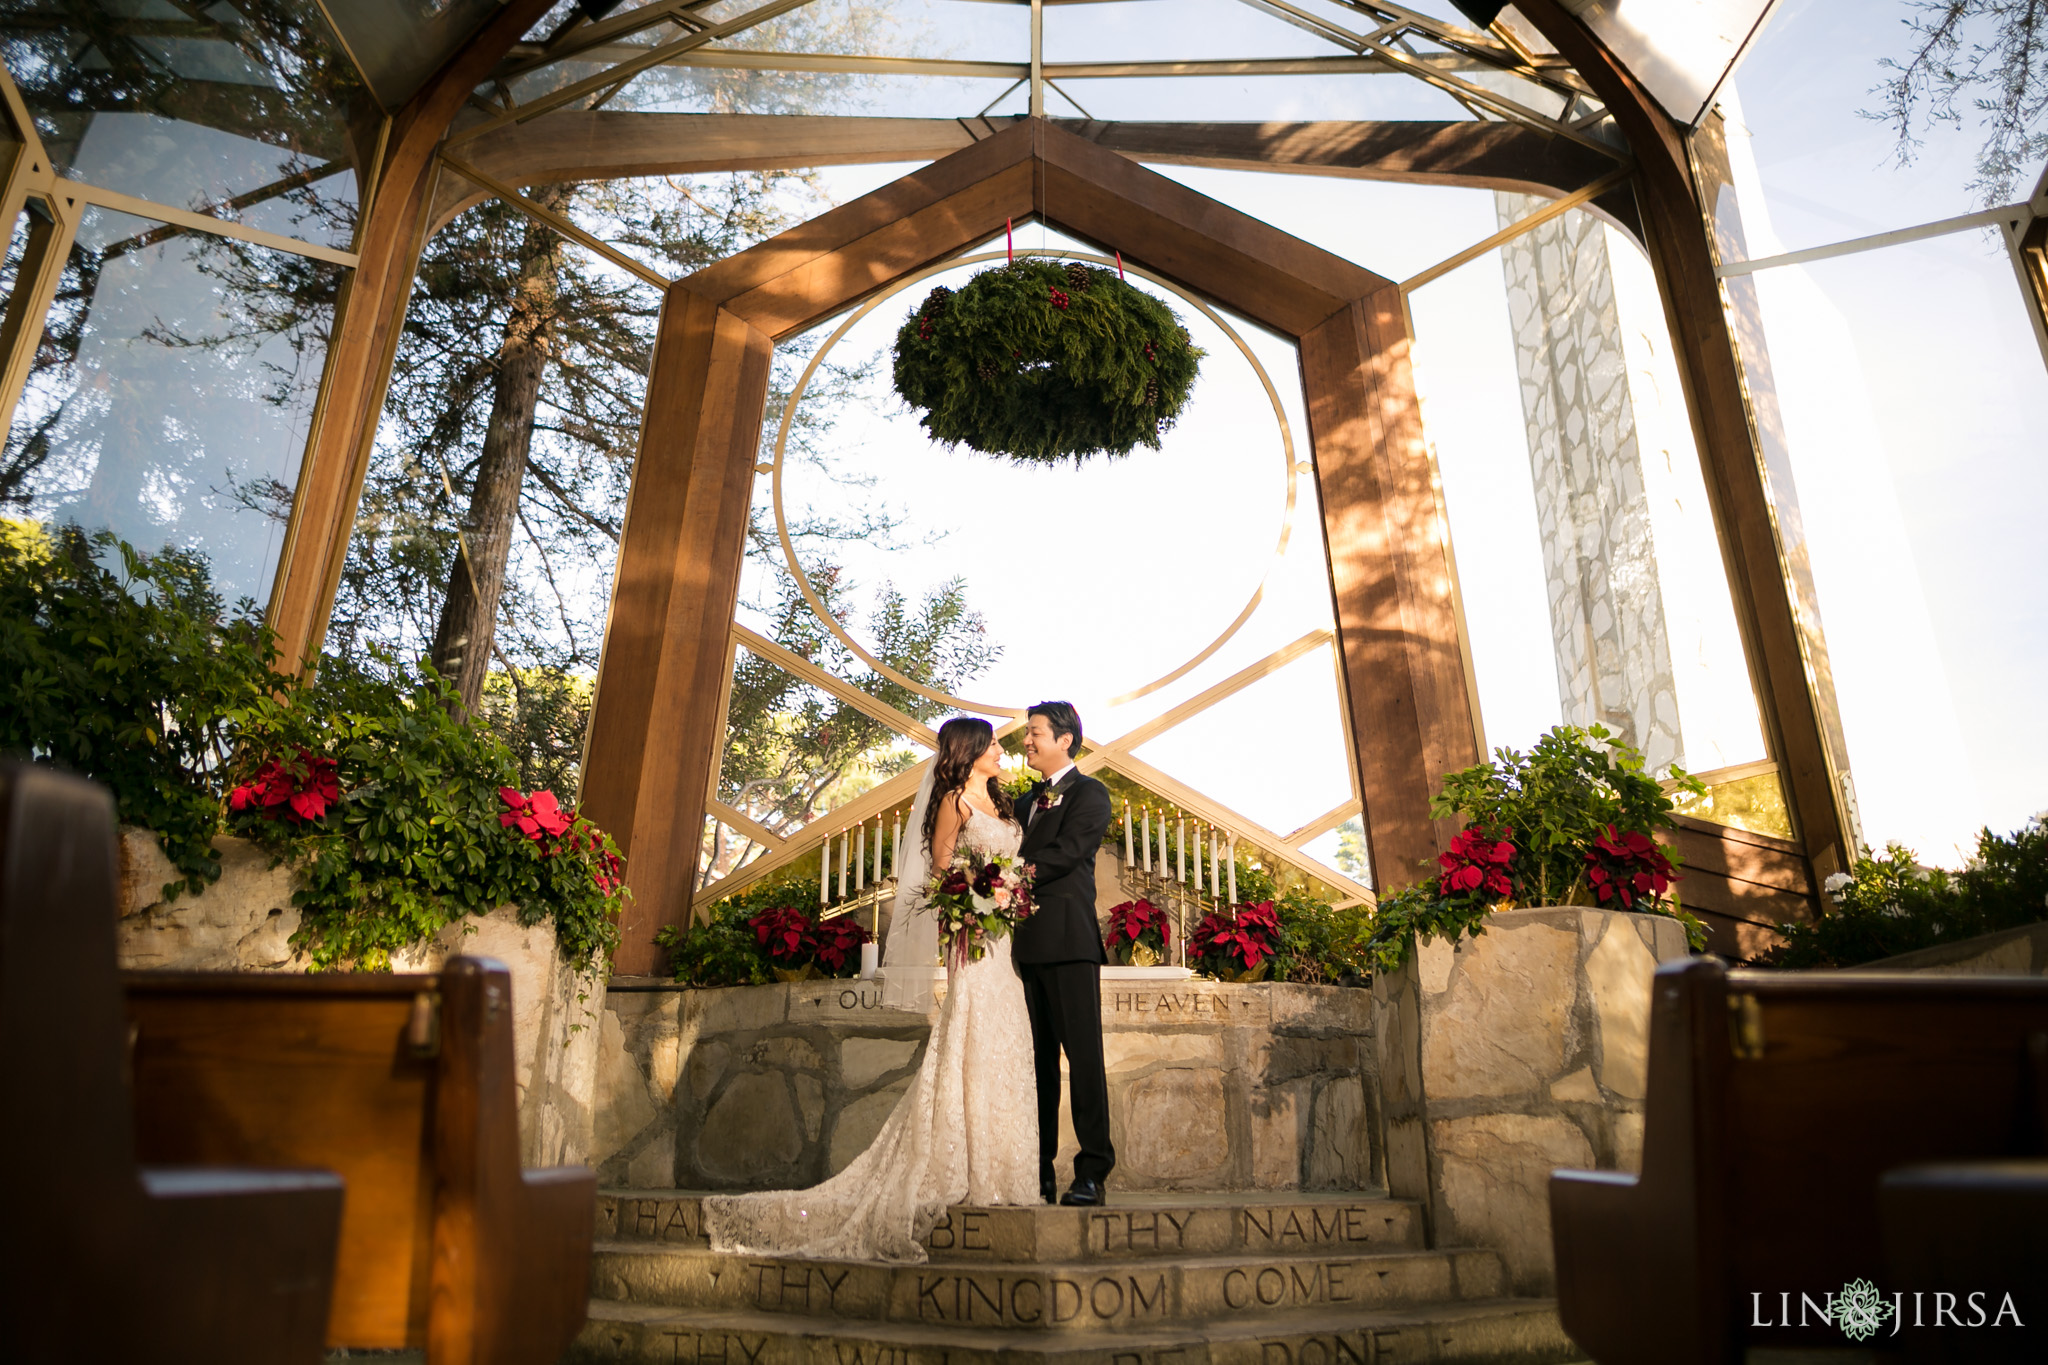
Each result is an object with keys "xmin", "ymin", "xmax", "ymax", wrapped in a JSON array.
[{"xmin": 1013, "ymin": 701, "xmax": 1116, "ymax": 1207}]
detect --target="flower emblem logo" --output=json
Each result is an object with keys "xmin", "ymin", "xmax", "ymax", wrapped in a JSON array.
[{"xmin": 1834, "ymin": 1278, "xmax": 1894, "ymax": 1342}]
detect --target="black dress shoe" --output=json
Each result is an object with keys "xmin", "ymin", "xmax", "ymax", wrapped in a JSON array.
[
  {"xmin": 1059, "ymin": 1178, "xmax": 1105, "ymax": 1207},
  {"xmin": 1041, "ymin": 1178, "xmax": 1057, "ymax": 1205}
]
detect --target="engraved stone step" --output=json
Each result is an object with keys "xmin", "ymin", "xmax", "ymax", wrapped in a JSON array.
[
  {"xmin": 598, "ymin": 1190, "xmax": 1425, "ymax": 1261},
  {"xmin": 569, "ymin": 1297, "xmax": 1583, "ymax": 1365},
  {"xmin": 589, "ymin": 1244, "xmax": 1507, "ymax": 1332}
]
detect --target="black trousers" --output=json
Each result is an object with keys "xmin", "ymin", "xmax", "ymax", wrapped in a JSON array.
[{"xmin": 1017, "ymin": 959, "xmax": 1116, "ymax": 1186}]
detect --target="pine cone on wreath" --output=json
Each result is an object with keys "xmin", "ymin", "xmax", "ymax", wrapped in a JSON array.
[
  {"xmin": 926, "ymin": 285, "xmax": 953, "ymax": 314},
  {"xmin": 1144, "ymin": 377, "xmax": 1161, "ymax": 406},
  {"xmin": 977, "ymin": 360, "xmax": 999, "ymax": 381},
  {"xmin": 1065, "ymin": 262, "xmax": 1091, "ymax": 291}
]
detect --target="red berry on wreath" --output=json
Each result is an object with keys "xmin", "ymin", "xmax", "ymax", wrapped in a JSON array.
[{"xmin": 1049, "ymin": 286, "xmax": 1070, "ymax": 310}]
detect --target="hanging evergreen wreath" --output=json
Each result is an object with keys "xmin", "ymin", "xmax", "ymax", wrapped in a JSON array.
[{"xmin": 891, "ymin": 259, "xmax": 1204, "ymax": 464}]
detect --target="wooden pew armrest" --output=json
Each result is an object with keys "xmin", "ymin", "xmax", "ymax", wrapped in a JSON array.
[{"xmin": 1552, "ymin": 1167, "xmax": 1712, "ymax": 1365}]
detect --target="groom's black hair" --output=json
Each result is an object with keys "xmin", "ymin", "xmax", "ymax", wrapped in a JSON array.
[{"xmin": 1028, "ymin": 701, "xmax": 1083, "ymax": 758}]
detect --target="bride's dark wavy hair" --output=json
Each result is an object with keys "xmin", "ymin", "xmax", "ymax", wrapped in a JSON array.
[{"xmin": 922, "ymin": 717, "xmax": 1014, "ymax": 857}]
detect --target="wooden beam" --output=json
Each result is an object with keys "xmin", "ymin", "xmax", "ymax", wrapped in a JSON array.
[
  {"xmin": 1302, "ymin": 285, "xmax": 1481, "ymax": 892},
  {"xmin": 265, "ymin": 0, "xmax": 562, "ymax": 670},
  {"xmin": 428, "ymin": 114, "xmax": 1643, "ymax": 242},
  {"xmin": 704, "ymin": 798, "xmax": 788, "ymax": 852},
  {"xmin": 579, "ymin": 292, "xmax": 774, "ymax": 974},
  {"xmin": 1097, "ymin": 629, "xmax": 1333, "ymax": 758}
]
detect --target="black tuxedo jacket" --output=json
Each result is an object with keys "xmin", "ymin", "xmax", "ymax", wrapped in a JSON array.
[{"xmin": 1012, "ymin": 768, "xmax": 1112, "ymax": 965}]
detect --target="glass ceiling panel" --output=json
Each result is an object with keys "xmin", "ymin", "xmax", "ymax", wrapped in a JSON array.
[
  {"xmin": 1043, "ymin": 0, "xmax": 1344, "ymax": 64},
  {"xmin": 615, "ymin": 66, "xmax": 1021, "ymax": 118},
  {"xmin": 0, "ymin": 0, "xmax": 367, "ymax": 249},
  {"xmin": 1552, "ymin": 0, "xmax": 1773, "ymax": 126},
  {"xmin": 1059, "ymin": 70, "xmax": 1472, "ymax": 124},
  {"xmin": 1726, "ymin": 1, "xmax": 1997, "ymax": 251},
  {"xmin": 321, "ymin": 0, "xmax": 507, "ymax": 110}
]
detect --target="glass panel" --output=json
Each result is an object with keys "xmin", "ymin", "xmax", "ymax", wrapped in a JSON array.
[
  {"xmin": 1130, "ymin": 647, "xmax": 1355, "ymax": 838},
  {"xmin": 1043, "ymin": 0, "xmax": 1339, "ymax": 63},
  {"xmin": 1724, "ymin": 211, "xmax": 2048, "ymax": 859},
  {"xmin": 769, "ymin": 227, "xmax": 1291, "ymax": 726},
  {"xmin": 319, "ymin": 0, "xmax": 507, "ymax": 110},
  {"xmin": 715, "ymin": 642, "xmax": 932, "ymax": 835},
  {"xmin": 0, "ymin": 0, "xmax": 369, "ymax": 249},
  {"xmin": 1055, "ymin": 71, "xmax": 1473, "ymax": 123},
  {"xmin": 1557, "ymin": 0, "xmax": 1774, "ymax": 125},
  {"xmin": 2, "ymin": 203, "xmax": 340, "ymax": 608},
  {"xmin": 331, "ymin": 214, "xmax": 662, "ymax": 802},
  {"xmin": 1729, "ymin": 2, "xmax": 2002, "ymax": 245},
  {"xmin": 1300, "ymin": 815, "xmax": 1371, "ymax": 889},
  {"xmin": 1411, "ymin": 201, "xmax": 1768, "ymax": 780}
]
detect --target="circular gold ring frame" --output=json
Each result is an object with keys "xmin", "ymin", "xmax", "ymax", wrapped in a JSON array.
[{"xmin": 770, "ymin": 247, "xmax": 1297, "ymax": 718}]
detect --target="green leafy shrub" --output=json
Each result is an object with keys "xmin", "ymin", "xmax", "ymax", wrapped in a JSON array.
[
  {"xmin": 1269, "ymin": 888, "xmax": 1373, "ymax": 985},
  {"xmin": 659, "ymin": 869, "xmax": 874, "ymax": 987},
  {"xmin": 0, "ymin": 524, "xmax": 279, "ymax": 895},
  {"xmin": 1764, "ymin": 818, "xmax": 2048, "ymax": 968},
  {"xmin": 1364, "ymin": 725, "xmax": 1709, "ymax": 970},
  {"xmin": 0, "ymin": 523, "xmax": 624, "ymax": 971}
]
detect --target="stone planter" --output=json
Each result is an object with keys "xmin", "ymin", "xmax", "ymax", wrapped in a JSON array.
[
  {"xmin": 596, "ymin": 976, "xmax": 1379, "ymax": 1194},
  {"xmin": 1372, "ymin": 907, "xmax": 1690, "ymax": 1295},
  {"xmin": 116, "ymin": 826, "xmax": 604, "ymax": 1169}
]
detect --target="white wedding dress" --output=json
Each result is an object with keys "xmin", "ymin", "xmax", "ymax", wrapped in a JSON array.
[{"xmin": 702, "ymin": 804, "xmax": 1042, "ymax": 1263}]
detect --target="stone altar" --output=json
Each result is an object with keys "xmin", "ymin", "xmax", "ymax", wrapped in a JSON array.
[
  {"xmin": 594, "ymin": 975, "xmax": 1379, "ymax": 1194},
  {"xmin": 1372, "ymin": 906, "xmax": 1689, "ymax": 1295}
]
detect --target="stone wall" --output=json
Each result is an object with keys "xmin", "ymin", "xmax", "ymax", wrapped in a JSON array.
[
  {"xmin": 116, "ymin": 826, "xmax": 604, "ymax": 1168},
  {"xmin": 1870, "ymin": 921, "xmax": 2048, "ymax": 976},
  {"xmin": 1373, "ymin": 907, "xmax": 1690, "ymax": 1294},
  {"xmin": 595, "ymin": 976, "xmax": 1378, "ymax": 1194}
]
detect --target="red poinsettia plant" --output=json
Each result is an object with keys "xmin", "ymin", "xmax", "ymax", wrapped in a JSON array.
[
  {"xmin": 1104, "ymin": 898, "xmax": 1174, "ymax": 965},
  {"xmin": 1190, "ymin": 899, "xmax": 1281, "ymax": 977},
  {"xmin": 1437, "ymin": 825, "xmax": 1516, "ymax": 903},
  {"xmin": 745, "ymin": 904, "xmax": 872, "ymax": 978},
  {"xmin": 228, "ymin": 748, "xmax": 341, "ymax": 824},
  {"xmin": 1583, "ymin": 824, "xmax": 1677, "ymax": 910},
  {"xmin": 499, "ymin": 786, "xmax": 625, "ymax": 897}
]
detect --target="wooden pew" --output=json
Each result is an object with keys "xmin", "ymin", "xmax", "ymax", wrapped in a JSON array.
[
  {"xmin": 0, "ymin": 762, "xmax": 343, "ymax": 1365},
  {"xmin": 1549, "ymin": 955, "xmax": 2048, "ymax": 1363},
  {"xmin": 126, "ymin": 955, "xmax": 597, "ymax": 1365}
]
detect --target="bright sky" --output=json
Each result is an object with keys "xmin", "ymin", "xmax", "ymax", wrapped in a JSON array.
[{"xmin": 765, "ymin": 0, "xmax": 2047, "ymax": 875}]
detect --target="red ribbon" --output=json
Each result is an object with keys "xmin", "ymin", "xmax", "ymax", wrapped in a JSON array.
[
  {"xmin": 1007, "ymin": 217, "xmax": 1013, "ymax": 262},
  {"xmin": 1116, "ymin": 249, "xmax": 1124, "ymax": 278}
]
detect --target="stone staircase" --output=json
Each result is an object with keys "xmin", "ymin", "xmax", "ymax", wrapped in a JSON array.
[{"xmin": 568, "ymin": 1190, "xmax": 1581, "ymax": 1364}]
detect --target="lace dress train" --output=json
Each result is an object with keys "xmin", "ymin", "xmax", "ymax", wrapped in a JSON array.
[{"xmin": 702, "ymin": 810, "xmax": 1041, "ymax": 1263}]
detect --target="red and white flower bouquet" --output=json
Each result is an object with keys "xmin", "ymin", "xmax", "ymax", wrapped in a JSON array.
[{"xmin": 926, "ymin": 850, "xmax": 1036, "ymax": 967}]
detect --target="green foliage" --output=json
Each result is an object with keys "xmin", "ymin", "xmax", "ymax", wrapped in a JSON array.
[
  {"xmin": 1358, "ymin": 725, "xmax": 1710, "ymax": 969},
  {"xmin": 0, "ymin": 525, "xmax": 623, "ymax": 971},
  {"xmin": 658, "ymin": 868, "xmax": 862, "ymax": 988},
  {"xmin": 1360, "ymin": 883, "xmax": 1495, "ymax": 973},
  {"xmin": 0, "ymin": 525, "xmax": 276, "ymax": 896},
  {"xmin": 478, "ymin": 666, "xmax": 593, "ymax": 794},
  {"xmin": 1766, "ymin": 817, "xmax": 2048, "ymax": 969},
  {"xmin": 248, "ymin": 656, "xmax": 622, "ymax": 972},
  {"xmin": 656, "ymin": 902, "xmax": 773, "ymax": 990},
  {"xmin": 892, "ymin": 259, "xmax": 1204, "ymax": 464},
  {"xmin": 1269, "ymin": 889, "xmax": 1375, "ymax": 985},
  {"xmin": 1431, "ymin": 724, "xmax": 1702, "ymax": 909}
]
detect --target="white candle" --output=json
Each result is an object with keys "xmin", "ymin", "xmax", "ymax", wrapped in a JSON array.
[
  {"xmin": 1211, "ymin": 831, "xmax": 1220, "ymax": 893},
  {"xmin": 1124, "ymin": 801, "xmax": 1134, "ymax": 864},
  {"xmin": 1145, "ymin": 810, "xmax": 1154, "ymax": 873},
  {"xmin": 859, "ymin": 941, "xmax": 879, "ymax": 979},
  {"xmin": 892, "ymin": 815, "xmax": 903, "ymax": 877},
  {"xmin": 820, "ymin": 837, "xmax": 829, "ymax": 904},
  {"xmin": 856, "ymin": 823, "xmax": 866, "ymax": 890},
  {"xmin": 1193, "ymin": 824, "xmax": 1204, "ymax": 892},
  {"xmin": 1227, "ymin": 841, "xmax": 1238, "ymax": 905},
  {"xmin": 1177, "ymin": 818, "xmax": 1186, "ymax": 884},
  {"xmin": 838, "ymin": 832, "xmax": 847, "ymax": 899},
  {"xmin": 873, "ymin": 818, "xmax": 882, "ymax": 883}
]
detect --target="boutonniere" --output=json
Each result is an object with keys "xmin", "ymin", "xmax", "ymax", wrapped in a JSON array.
[{"xmin": 1038, "ymin": 787, "xmax": 1065, "ymax": 811}]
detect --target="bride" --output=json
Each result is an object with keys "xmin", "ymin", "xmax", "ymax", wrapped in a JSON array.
[{"xmin": 702, "ymin": 716, "xmax": 1042, "ymax": 1262}]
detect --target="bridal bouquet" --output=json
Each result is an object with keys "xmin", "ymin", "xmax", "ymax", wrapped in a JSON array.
[{"xmin": 926, "ymin": 850, "xmax": 1036, "ymax": 968}]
